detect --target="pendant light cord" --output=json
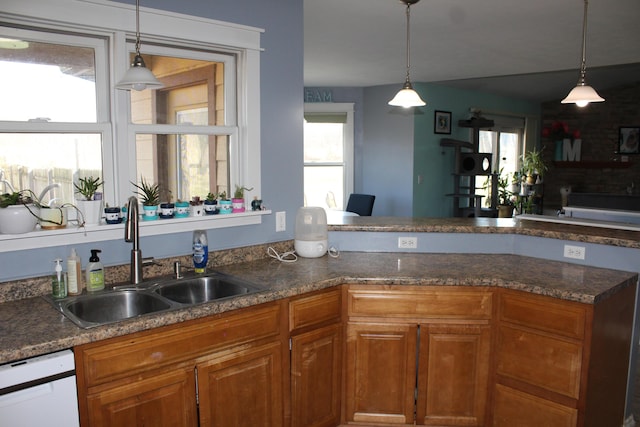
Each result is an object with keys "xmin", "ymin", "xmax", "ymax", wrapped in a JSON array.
[
  {"xmin": 577, "ymin": 0, "xmax": 589, "ymax": 84},
  {"xmin": 134, "ymin": 0, "xmax": 141, "ymax": 56},
  {"xmin": 403, "ymin": 2, "xmax": 412, "ymax": 84}
]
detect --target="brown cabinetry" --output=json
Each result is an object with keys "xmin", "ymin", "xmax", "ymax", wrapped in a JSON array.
[
  {"xmin": 289, "ymin": 287, "xmax": 342, "ymax": 427},
  {"xmin": 344, "ymin": 286, "xmax": 493, "ymax": 426},
  {"xmin": 75, "ymin": 301, "xmax": 285, "ymax": 427},
  {"xmin": 493, "ymin": 287, "xmax": 635, "ymax": 427}
]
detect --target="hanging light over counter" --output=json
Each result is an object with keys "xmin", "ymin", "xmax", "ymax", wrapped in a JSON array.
[
  {"xmin": 388, "ymin": 0, "xmax": 425, "ymax": 108},
  {"xmin": 116, "ymin": 0, "xmax": 163, "ymax": 91},
  {"xmin": 561, "ymin": 0, "xmax": 604, "ymax": 107}
]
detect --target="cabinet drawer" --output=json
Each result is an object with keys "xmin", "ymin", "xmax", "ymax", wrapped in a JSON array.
[
  {"xmin": 493, "ymin": 384, "xmax": 577, "ymax": 427},
  {"xmin": 347, "ymin": 287, "xmax": 492, "ymax": 320},
  {"xmin": 77, "ymin": 302, "xmax": 282, "ymax": 388},
  {"xmin": 500, "ymin": 291, "xmax": 586, "ymax": 339},
  {"xmin": 496, "ymin": 325, "xmax": 582, "ymax": 399},
  {"xmin": 289, "ymin": 287, "xmax": 341, "ymax": 332}
]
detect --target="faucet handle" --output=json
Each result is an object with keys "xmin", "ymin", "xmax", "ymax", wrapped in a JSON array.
[{"xmin": 174, "ymin": 261, "xmax": 183, "ymax": 279}]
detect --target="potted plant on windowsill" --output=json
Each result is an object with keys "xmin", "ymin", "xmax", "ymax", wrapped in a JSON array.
[
  {"xmin": 132, "ymin": 177, "xmax": 160, "ymax": 220},
  {"xmin": 218, "ymin": 191, "xmax": 232, "ymax": 214},
  {"xmin": 496, "ymin": 172, "xmax": 516, "ymax": 218},
  {"xmin": 74, "ymin": 176, "xmax": 104, "ymax": 225},
  {"xmin": 232, "ymin": 185, "xmax": 253, "ymax": 213},
  {"xmin": 0, "ymin": 191, "xmax": 40, "ymax": 234},
  {"xmin": 204, "ymin": 192, "xmax": 219, "ymax": 215}
]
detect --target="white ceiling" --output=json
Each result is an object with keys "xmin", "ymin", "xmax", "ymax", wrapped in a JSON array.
[{"xmin": 304, "ymin": 0, "xmax": 640, "ymax": 102}]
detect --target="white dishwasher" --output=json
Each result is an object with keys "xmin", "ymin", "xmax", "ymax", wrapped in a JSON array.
[{"xmin": 0, "ymin": 349, "xmax": 79, "ymax": 427}]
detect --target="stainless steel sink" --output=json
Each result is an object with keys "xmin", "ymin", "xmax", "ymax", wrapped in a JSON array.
[
  {"xmin": 55, "ymin": 290, "xmax": 174, "ymax": 328},
  {"xmin": 153, "ymin": 276, "xmax": 256, "ymax": 305},
  {"xmin": 47, "ymin": 272, "xmax": 260, "ymax": 328}
]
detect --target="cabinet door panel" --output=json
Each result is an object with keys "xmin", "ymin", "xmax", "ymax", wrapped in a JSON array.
[
  {"xmin": 345, "ymin": 322, "xmax": 417, "ymax": 425},
  {"xmin": 197, "ymin": 342, "xmax": 283, "ymax": 427},
  {"xmin": 417, "ymin": 323, "xmax": 490, "ymax": 426},
  {"xmin": 496, "ymin": 325, "xmax": 582, "ymax": 399},
  {"xmin": 86, "ymin": 366, "xmax": 197, "ymax": 427},
  {"xmin": 493, "ymin": 384, "xmax": 577, "ymax": 427},
  {"xmin": 291, "ymin": 323, "xmax": 342, "ymax": 427}
]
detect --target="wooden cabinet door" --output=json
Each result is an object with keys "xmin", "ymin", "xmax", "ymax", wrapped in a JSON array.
[
  {"xmin": 86, "ymin": 365, "xmax": 197, "ymax": 427},
  {"xmin": 291, "ymin": 323, "xmax": 342, "ymax": 427},
  {"xmin": 197, "ymin": 341, "xmax": 284, "ymax": 427},
  {"xmin": 493, "ymin": 384, "xmax": 577, "ymax": 427},
  {"xmin": 416, "ymin": 323, "xmax": 491, "ymax": 426},
  {"xmin": 345, "ymin": 322, "xmax": 417, "ymax": 425}
]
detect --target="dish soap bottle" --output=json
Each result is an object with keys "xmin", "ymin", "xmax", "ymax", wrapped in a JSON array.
[
  {"xmin": 86, "ymin": 249, "xmax": 105, "ymax": 292},
  {"xmin": 193, "ymin": 230, "xmax": 208, "ymax": 274},
  {"xmin": 51, "ymin": 258, "xmax": 67, "ymax": 299},
  {"xmin": 67, "ymin": 248, "xmax": 82, "ymax": 295}
]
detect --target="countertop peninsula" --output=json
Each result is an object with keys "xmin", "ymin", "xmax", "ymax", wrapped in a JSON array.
[{"xmin": 1, "ymin": 250, "xmax": 636, "ymax": 365}]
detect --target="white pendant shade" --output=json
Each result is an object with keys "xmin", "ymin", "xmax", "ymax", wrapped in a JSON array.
[
  {"xmin": 116, "ymin": 56, "xmax": 164, "ymax": 91},
  {"xmin": 561, "ymin": 83, "xmax": 604, "ymax": 107},
  {"xmin": 388, "ymin": 87, "xmax": 426, "ymax": 108}
]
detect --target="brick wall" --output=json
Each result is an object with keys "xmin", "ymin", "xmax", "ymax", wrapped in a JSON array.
[{"xmin": 541, "ymin": 82, "xmax": 640, "ymax": 210}]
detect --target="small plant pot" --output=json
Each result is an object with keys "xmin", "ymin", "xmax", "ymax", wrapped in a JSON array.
[
  {"xmin": 218, "ymin": 200, "xmax": 232, "ymax": 214},
  {"xmin": 104, "ymin": 206, "xmax": 122, "ymax": 224},
  {"xmin": 175, "ymin": 201, "xmax": 190, "ymax": 218},
  {"xmin": 39, "ymin": 206, "xmax": 68, "ymax": 230},
  {"xmin": 159, "ymin": 203, "xmax": 175, "ymax": 219},
  {"xmin": 190, "ymin": 203, "xmax": 204, "ymax": 217},
  {"xmin": 497, "ymin": 205, "xmax": 515, "ymax": 218},
  {"xmin": 142, "ymin": 205, "xmax": 159, "ymax": 221},
  {"xmin": 77, "ymin": 199, "xmax": 102, "ymax": 225},
  {"xmin": 204, "ymin": 200, "xmax": 218, "ymax": 215},
  {"xmin": 231, "ymin": 197, "xmax": 245, "ymax": 213}
]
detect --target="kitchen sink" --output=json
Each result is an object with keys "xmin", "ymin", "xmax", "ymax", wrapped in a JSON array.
[
  {"xmin": 56, "ymin": 290, "xmax": 173, "ymax": 328},
  {"xmin": 47, "ymin": 272, "xmax": 260, "ymax": 328},
  {"xmin": 153, "ymin": 276, "xmax": 256, "ymax": 305}
]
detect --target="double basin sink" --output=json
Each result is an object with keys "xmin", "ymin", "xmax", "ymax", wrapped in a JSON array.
[{"xmin": 48, "ymin": 273, "xmax": 261, "ymax": 328}]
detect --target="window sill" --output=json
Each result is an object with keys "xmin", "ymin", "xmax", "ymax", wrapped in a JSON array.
[{"xmin": 0, "ymin": 210, "xmax": 271, "ymax": 253}]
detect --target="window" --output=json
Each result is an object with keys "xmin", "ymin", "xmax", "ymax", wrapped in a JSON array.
[
  {"xmin": 475, "ymin": 115, "xmax": 525, "ymax": 207},
  {"xmin": 303, "ymin": 103, "xmax": 354, "ymax": 210},
  {"xmin": 0, "ymin": 0, "xmax": 262, "ymax": 239}
]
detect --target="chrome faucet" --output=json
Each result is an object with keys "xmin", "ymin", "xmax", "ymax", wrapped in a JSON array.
[{"xmin": 125, "ymin": 196, "xmax": 143, "ymax": 284}]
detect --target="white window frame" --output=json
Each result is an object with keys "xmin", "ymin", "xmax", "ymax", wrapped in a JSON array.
[
  {"xmin": 0, "ymin": 0, "xmax": 265, "ymax": 252},
  {"xmin": 303, "ymin": 102, "xmax": 354, "ymax": 209}
]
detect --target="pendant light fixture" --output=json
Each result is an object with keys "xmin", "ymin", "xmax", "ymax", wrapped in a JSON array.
[
  {"xmin": 388, "ymin": 0, "xmax": 425, "ymax": 108},
  {"xmin": 561, "ymin": 0, "xmax": 603, "ymax": 107},
  {"xmin": 116, "ymin": 0, "xmax": 164, "ymax": 91}
]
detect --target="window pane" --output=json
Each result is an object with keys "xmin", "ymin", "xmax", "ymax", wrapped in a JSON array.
[
  {"xmin": 304, "ymin": 122, "xmax": 344, "ymax": 163},
  {"xmin": 0, "ymin": 133, "xmax": 102, "ymax": 204},
  {"xmin": 130, "ymin": 55, "xmax": 224, "ymax": 126},
  {"xmin": 136, "ymin": 133, "xmax": 229, "ymax": 202},
  {"xmin": 0, "ymin": 39, "xmax": 96, "ymax": 122},
  {"xmin": 304, "ymin": 166, "xmax": 344, "ymax": 209}
]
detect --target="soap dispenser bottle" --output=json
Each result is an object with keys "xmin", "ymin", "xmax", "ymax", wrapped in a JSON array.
[
  {"xmin": 51, "ymin": 258, "xmax": 67, "ymax": 299},
  {"xmin": 193, "ymin": 230, "xmax": 208, "ymax": 274},
  {"xmin": 86, "ymin": 249, "xmax": 105, "ymax": 293},
  {"xmin": 67, "ymin": 248, "xmax": 82, "ymax": 295}
]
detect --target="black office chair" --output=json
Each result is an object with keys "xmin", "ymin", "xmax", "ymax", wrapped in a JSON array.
[{"xmin": 346, "ymin": 193, "xmax": 375, "ymax": 216}]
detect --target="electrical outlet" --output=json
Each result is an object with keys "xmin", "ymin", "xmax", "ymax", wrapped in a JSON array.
[
  {"xmin": 398, "ymin": 236, "xmax": 417, "ymax": 249},
  {"xmin": 275, "ymin": 211, "xmax": 286, "ymax": 232},
  {"xmin": 563, "ymin": 244, "xmax": 585, "ymax": 260}
]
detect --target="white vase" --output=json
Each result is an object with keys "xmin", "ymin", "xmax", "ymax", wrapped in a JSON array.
[
  {"xmin": 0, "ymin": 204, "xmax": 39, "ymax": 234},
  {"xmin": 77, "ymin": 199, "xmax": 102, "ymax": 225},
  {"xmin": 39, "ymin": 206, "xmax": 67, "ymax": 230}
]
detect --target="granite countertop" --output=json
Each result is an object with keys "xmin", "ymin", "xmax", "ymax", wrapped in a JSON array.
[
  {"xmin": 328, "ymin": 216, "xmax": 640, "ymax": 249},
  {"xmin": 0, "ymin": 251, "xmax": 636, "ymax": 365}
]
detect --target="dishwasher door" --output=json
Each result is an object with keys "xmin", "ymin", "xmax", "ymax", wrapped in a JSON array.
[{"xmin": 0, "ymin": 349, "xmax": 79, "ymax": 427}]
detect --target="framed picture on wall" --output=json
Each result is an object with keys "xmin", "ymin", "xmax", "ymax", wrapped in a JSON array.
[
  {"xmin": 619, "ymin": 127, "xmax": 640, "ymax": 154},
  {"xmin": 434, "ymin": 110, "xmax": 452, "ymax": 134}
]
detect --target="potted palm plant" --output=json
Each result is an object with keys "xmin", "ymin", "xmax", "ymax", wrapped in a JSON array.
[
  {"xmin": 74, "ymin": 176, "xmax": 104, "ymax": 225},
  {"xmin": 132, "ymin": 177, "xmax": 160, "ymax": 220},
  {"xmin": 522, "ymin": 148, "xmax": 547, "ymax": 185},
  {"xmin": 496, "ymin": 173, "xmax": 516, "ymax": 218}
]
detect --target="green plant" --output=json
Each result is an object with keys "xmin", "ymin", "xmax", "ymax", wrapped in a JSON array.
[
  {"xmin": 131, "ymin": 177, "xmax": 160, "ymax": 206},
  {"xmin": 0, "ymin": 190, "xmax": 34, "ymax": 208},
  {"xmin": 522, "ymin": 147, "xmax": 547, "ymax": 179},
  {"xmin": 233, "ymin": 185, "xmax": 253, "ymax": 199},
  {"xmin": 206, "ymin": 192, "xmax": 218, "ymax": 202},
  {"xmin": 74, "ymin": 176, "xmax": 103, "ymax": 201},
  {"xmin": 497, "ymin": 172, "xmax": 515, "ymax": 206},
  {"xmin": 218, "ymin": 191, "xmax": 228, "ymax": 201}
]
